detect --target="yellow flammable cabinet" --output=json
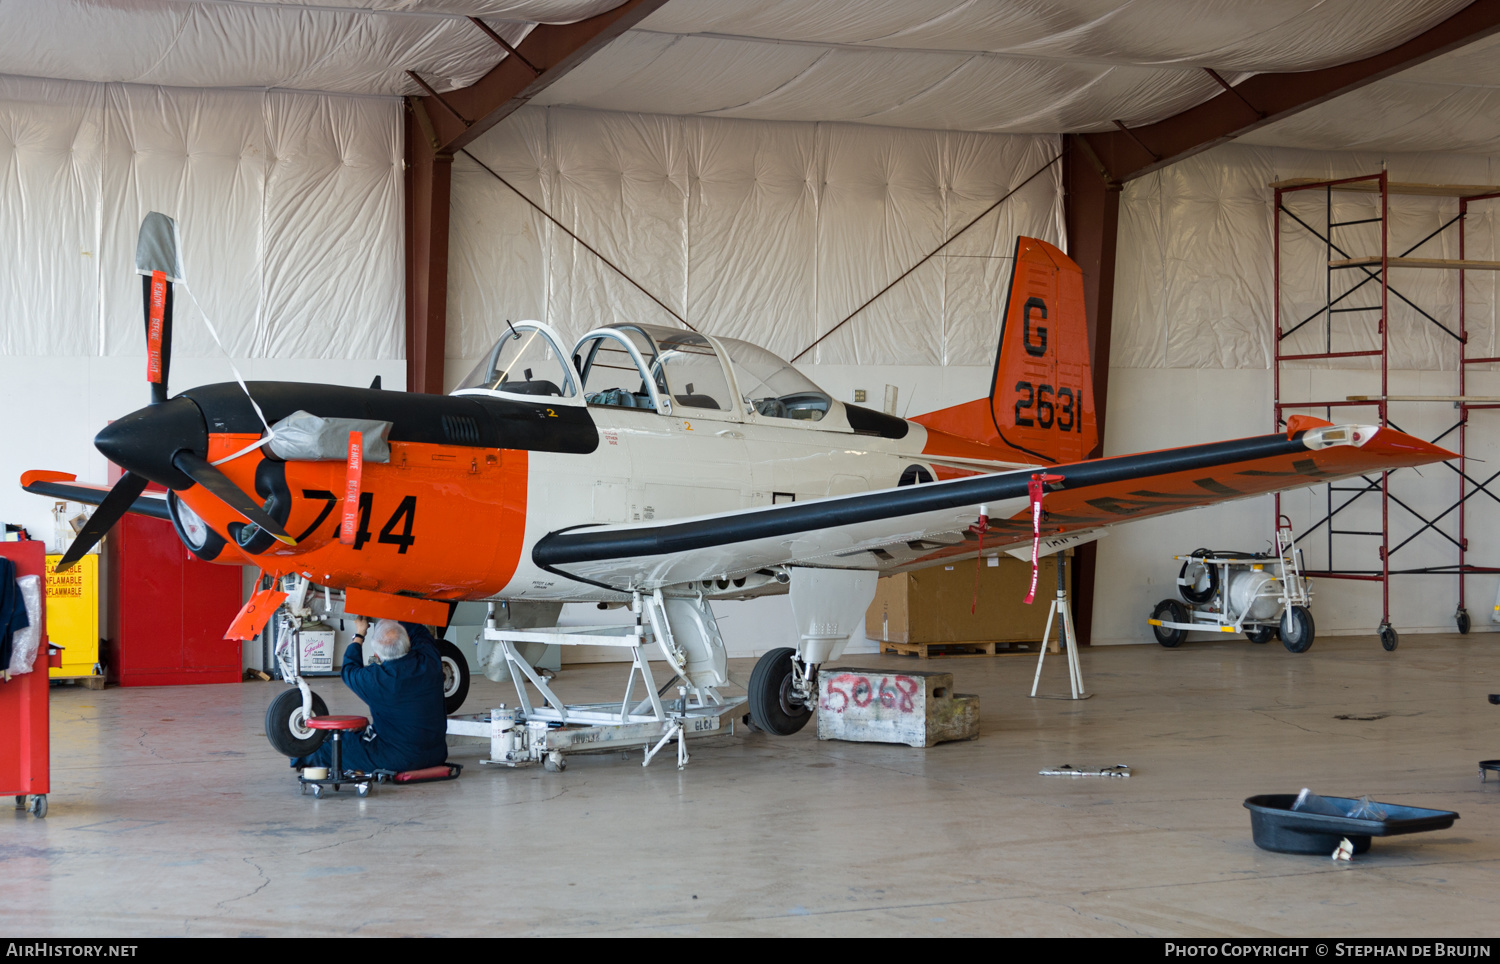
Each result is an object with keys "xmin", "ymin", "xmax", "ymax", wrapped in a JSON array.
[{"xmin": 45, "ymin": 553, "xmax": 104, "ymax": 686}]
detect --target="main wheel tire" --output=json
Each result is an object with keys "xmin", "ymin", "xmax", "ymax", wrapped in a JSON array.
[
  {"xmin": 1457, "ymin": 609, "xmax": 1471, "ymax": 635},
  {"xmin": 1280, "ymin": 606, "xmax": 1315, "ymax": 654},
  {"xmin": 1151, "ymin": 599, "xmax": 1189, "ymax": 648},
  {"xmin": 1379, "ymin": 623, "xmax": 1400, "ymax": 652},
  {"xmin": 1245, "ymin": 625, "xmax": 1278, "ymax": 644},
  {"xmin": 748, "ymin": 647, "xmax": 813, "ymax": 736},
  {"xmin": 265, "ymin": 689, "xmax": 330, "ymax": 758},
  {"xmin": 435, "ymin": 639, "xmax": 471, "ymax": 715}
]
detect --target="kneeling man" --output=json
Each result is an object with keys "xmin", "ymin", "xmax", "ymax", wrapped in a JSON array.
[{"xmin": 293, "ymin": 616, "xmax": 447, "ymax": 774}]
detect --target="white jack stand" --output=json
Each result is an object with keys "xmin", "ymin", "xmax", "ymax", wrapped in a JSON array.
[
  {"xmin": 1030, "ymin": 553, "xmax": 1090, "ymax": 700},
  {"xmin": 445, "ymin": 595, "xmax": 744, "ymax": 770}
]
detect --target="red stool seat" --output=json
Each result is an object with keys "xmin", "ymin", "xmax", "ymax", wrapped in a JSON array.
[{"xmin": 307, "ymin": 715, "xmax": 369, "ymax": 731}]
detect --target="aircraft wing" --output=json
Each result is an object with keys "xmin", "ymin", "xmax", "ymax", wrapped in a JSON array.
[
  {"xmin": 532, "ymin": 423, "xmax": 1451, "ymax": 593},
  {"xmin": 21, "ymin": 470, "xmax": 171, "ymax": 521}
]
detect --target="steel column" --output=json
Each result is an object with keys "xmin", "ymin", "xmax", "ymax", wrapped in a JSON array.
[
  {"xmin": 404, "ymin": 105, "xmax": 452, "ymax": 395},
  {"xmin": 1061, "ymin": 134, "xmax": 1123, "ymax": 647}
]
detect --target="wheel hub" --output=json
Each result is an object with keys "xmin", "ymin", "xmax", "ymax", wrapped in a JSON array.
[
  {"xmin": 288, "ymin": 706, "xmax": 314, "ymax": 740},
  {"xmin": 777, "ymin": 673, "xmax": 806, "ymax": 717}
]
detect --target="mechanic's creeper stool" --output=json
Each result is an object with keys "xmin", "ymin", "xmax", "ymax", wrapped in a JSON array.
[{"xmin": 300, "ymin": 715, "xmax": 373, "ymax": 798}]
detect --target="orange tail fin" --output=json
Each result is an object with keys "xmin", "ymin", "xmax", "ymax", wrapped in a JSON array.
[{"xmin": 914, "ymin": 236, "xmax": 1097, "ymax": 464}]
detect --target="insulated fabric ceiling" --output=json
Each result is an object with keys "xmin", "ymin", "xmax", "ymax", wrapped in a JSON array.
[
  {"xmin": 0, "ymin": 0, "xmax": 617, "ymax": 96},
  {"xmin": 1241, "ymin": 33, "xmax": 1500, "ymax": 154},
  {"xmin": 533, "ymin": 0, "xmax": 1475, "ymax": 133},
  {"xmin": 0, "ymin": 0, "xmax": 1478, "ymax": 134}
]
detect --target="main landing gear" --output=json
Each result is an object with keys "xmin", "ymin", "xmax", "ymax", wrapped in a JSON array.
[
  {"xmin": 744, "ymin": 567, "xmax": 878, "ymax": 738},
  {"xmin": 748, "ymin": 647, "xmax": 816, "ymax": 735},
  {"xmin": 435, "ymin": 639, "xmax": 470, "ymax": 715}
]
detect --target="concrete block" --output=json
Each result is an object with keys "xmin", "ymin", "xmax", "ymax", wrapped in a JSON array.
[{"xmin": 816, "ymin": 667, "xmax": 979, "ymax": 747}]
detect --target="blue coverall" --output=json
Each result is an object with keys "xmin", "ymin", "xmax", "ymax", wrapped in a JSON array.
[{"xmin": 293, "ymin": 623, "xmax": 448, "ymax": 773}]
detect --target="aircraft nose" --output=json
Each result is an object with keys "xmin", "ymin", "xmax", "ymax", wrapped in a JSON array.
[{"xmin": 93, "ymin": 396, "xmax": 209, "ymax": 490}]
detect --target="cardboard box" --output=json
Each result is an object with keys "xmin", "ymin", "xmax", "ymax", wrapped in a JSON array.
[{"xmin": 866, "ymin": 555, "xmax": 1060, "ymax": 645}]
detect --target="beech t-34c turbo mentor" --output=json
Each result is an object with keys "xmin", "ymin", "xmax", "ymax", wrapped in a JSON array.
[{"xmin": 24, "ymin": 214, "xmax": 1451, "ymax": 750}]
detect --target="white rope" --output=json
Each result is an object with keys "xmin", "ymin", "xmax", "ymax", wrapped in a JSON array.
[{"xmin": 176, "ymin": 280, "xmax": 278, "ymax": 466}]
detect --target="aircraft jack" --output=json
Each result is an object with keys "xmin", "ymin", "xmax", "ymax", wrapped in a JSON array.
[
  {"xmin": 446, "ymin": 596, "xmax": 745, "ymax": 771},
  {"xmin": 1029, "ymin": 553, "xmax": 1089, "ymax": 700}
]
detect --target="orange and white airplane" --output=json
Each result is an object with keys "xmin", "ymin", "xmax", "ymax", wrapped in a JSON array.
[{"xmin": 23, "ymin": 215, "xmax": 1451, "ymax": 746}]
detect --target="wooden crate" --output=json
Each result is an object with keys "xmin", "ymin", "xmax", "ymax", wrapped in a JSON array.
[
  {"xmin": 866, "ymin": 555, "xmax": 1062, "ymax": 655},
  {"xmin": 880, "ymin": 640, "xmax": 1047, "ymax": 659}
]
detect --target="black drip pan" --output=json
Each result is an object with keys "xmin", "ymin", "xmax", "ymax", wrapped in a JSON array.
[{"xmin": 1244, "ymin": 794, "xmax": 1458, "ymax": 855}]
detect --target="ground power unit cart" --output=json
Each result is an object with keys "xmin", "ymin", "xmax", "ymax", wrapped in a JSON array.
[{"xmin": 1149, "ymin": 520, "xmax": 1315, "ymax": 653}]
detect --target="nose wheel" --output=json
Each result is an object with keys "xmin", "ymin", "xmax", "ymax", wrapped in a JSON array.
[{"xmin": 265, "ymin": 688, "xmax": 330, "ymax": 757}]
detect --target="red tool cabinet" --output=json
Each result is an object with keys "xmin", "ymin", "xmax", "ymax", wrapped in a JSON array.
[
  {"xmin": 0, "ymin": 540, "xmax": 52, "ymax": 811},
  {"xmin": 106, "ymin": 503, "xmax": 243, "ymax": 687}
]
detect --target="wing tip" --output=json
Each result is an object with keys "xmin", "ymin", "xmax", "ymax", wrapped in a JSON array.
[
  {"xmin": 21, "ymin": 469, "xmax": 78, "ymax": 490},
  {"xmin": 1369, "ymin": 425, "xmax": 1457, "ymax": 463}
]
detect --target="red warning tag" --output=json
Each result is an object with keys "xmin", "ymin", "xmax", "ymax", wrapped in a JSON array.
[
  {"xmin": 1024, "ymin": 473, "xmax": 1065, "ymax": 604},
  {"xmin": 339, "ymin": 431, "xmax": 363, "ymax": 546},
  {"xmin": 146, "ymin": 270, "xmax": 166, "ymax": 384}
]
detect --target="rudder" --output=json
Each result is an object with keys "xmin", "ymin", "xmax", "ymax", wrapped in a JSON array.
[{"xmin": 915, "ymin": 236, "xmax": 1097, "ymax": 464}]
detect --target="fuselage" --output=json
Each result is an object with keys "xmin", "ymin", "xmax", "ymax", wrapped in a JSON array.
[
  {"xmin": 96, "ymin": 321, "xmax": 1039, "ymax": 606},
  {"xmin": 170, "ymin": 384, "xmax": 1026, "ymax": 604}
]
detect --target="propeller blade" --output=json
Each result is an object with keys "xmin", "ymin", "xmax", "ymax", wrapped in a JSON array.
[
  {"xmin": 55, "ymin": 472, "xmax": 150, "ymax": 572},
  {"xmin": 142, "ymin": 272, "xmax": 174, "ymax": 405},
  {"xmin": 136, "ymin": 212, "xmax": 182, "ymax": 405},
  {"xmin": 171, "ymin": 452, "xmax": 296, "ymax": 546}
]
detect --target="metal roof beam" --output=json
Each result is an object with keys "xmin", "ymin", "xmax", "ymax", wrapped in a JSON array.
[
  {"xmin": 412, "ymin": 0, "xmax": 669, "ymax": 156},
  {"xmin": 1081, "ymin": 0, "xmax": 1500, "ymax": 183}
]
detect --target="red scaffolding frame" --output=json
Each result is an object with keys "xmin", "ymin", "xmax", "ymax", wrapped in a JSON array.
[{"xmin": 1272, "ymin": 172, "xmax": 1500, "ymax": 646}]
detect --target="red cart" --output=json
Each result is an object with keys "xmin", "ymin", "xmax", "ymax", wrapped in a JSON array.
[{"xmin": 1, "ymin": 541, "xmax": 51, "ymax": 817}]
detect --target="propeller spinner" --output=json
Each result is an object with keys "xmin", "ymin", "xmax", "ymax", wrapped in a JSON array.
[{"xmin": 54, "ymin": 214, "xmax": 296, "ymax": 571}]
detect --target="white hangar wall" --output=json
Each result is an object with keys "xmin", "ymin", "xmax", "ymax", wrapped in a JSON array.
[
  {"xmin": 1094, "ymin": 142, "xmax": 1500, "ymax": 646},
  {"xmin": 0, "ymin": 75, "xmax": 408, "ymax": 544}
]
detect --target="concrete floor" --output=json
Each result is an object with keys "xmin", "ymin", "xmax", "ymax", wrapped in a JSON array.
[{"xmin": 6, "ymin": 633, "xmax": 1500, "ymax": 937}]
